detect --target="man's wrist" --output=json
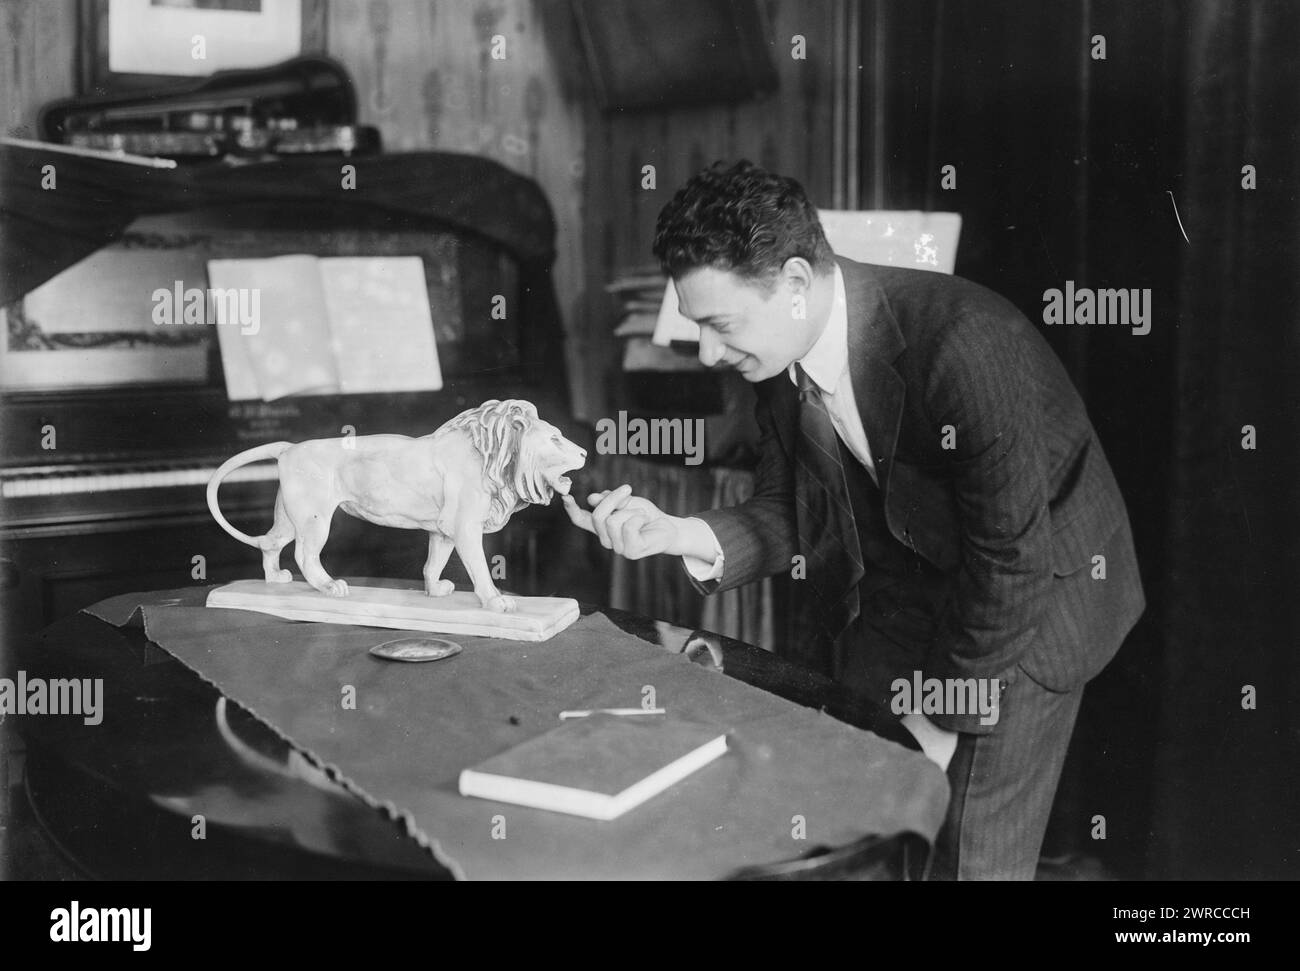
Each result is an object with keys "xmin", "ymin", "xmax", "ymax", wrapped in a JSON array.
[{"xmin": 670, "ymin": 515, "xmax": 720, "ymax": 562}]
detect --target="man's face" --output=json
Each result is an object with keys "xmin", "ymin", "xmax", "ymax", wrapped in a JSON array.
[{"xmin": 674, "ymin": 265, "xmax": 813, "ymax": 382}]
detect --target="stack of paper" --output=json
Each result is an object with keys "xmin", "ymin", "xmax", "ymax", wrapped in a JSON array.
[
  {"xmin": 606, "ymin": 267, "xmax": 668, "ymax": 340},
  {"xmin": 606, "ymin": 265, "xmax": 703, "ymax": 371}
]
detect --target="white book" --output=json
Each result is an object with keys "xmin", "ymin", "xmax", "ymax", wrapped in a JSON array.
[{"xmin": 458, "ymin": 715, "xmax": 729, "ymax": 821}]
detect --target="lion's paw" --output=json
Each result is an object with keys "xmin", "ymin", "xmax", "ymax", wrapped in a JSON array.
[
  {"xmin": 485, "ymin": 594, "xmax": 517, "ymax": 613},
  {"xmin": 426, "ymin": 579, "xmax": 455, "ymax": 597},
  {"xmin": 268, "ymin": 569, "xmax": 293, "ymax": 584},
  {"xmin": 323, "ymin": 579, "xmax": 350, "ymax": 598}
]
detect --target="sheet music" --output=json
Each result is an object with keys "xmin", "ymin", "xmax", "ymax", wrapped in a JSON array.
[
  {"xmin": 208, "ymin": 255, "xmax": 442, "ymax": 402},
  {"xmin": 208, "ymin": 256, "xmax": 339, "ymax": 402},
  {"xmin": 317, "ymin": 257, "xmax": 443, "ymax": 394}
]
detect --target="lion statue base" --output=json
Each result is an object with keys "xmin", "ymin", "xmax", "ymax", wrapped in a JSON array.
[
  {"xmin": 204, "ymin": 400, "xmax": 587, "ymax": 636},
  {"xmin": 205, "ymin": 578, "xmax": 582, "ymax": 642}
]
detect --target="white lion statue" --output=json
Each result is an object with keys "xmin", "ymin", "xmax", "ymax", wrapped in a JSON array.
[{"xmin": 207, "ymin": 400, "xmax": 587, "ymax": 612}]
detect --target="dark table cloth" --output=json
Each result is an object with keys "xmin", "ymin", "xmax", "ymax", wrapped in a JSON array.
[{"xmin": 81, "ymin": 584, "xmax": 948, "ymax": 880}]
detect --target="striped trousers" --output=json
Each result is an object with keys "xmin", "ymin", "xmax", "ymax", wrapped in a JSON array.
[{"xmin": 928, "ymin": 661, "xmax": 1085, "ymax": 881}]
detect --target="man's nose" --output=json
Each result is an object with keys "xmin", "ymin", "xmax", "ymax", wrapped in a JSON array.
[{"xmin": 697, "ymin": 328, "xmax": 725, "ymax": 367}]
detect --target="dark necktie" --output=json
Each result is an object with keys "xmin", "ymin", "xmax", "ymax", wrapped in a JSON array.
[{"xmin": 793, "ymin": 363, "xmax": 864, "ymax": 645}]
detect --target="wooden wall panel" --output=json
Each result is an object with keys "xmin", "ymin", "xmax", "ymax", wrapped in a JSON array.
[{"xmin": 0, "ymin": 0, "xmax": 79, "ymax": 139}]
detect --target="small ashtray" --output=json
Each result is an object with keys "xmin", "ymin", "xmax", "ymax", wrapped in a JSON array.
[{"xmin": 369, "ymin": 637, "xmax": 463, "ymax": 662}]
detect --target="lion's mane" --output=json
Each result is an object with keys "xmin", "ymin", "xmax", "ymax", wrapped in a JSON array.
[{"xmin": 441, "ymin": 399, "xmax": 553, "ymax": 528}]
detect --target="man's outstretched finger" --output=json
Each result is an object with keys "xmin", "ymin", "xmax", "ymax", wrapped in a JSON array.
[{"xmin": 561, "ymin": 494, "xmax": 595, "ymax": 533}]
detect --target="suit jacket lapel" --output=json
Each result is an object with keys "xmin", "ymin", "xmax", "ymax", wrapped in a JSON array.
[{"xmin": 838, "ymin": 256, "xmax": 907, "ymax": 499}]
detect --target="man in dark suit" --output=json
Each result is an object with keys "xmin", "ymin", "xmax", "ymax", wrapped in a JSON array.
[{"xmin": 564, "ymin": 161, "xmax": 1144, "ymax": 879}]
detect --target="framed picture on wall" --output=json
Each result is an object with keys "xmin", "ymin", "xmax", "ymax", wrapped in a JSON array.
[{"xmin": 78, "ymin": 0, "xmax": 328, "ymax": 95}]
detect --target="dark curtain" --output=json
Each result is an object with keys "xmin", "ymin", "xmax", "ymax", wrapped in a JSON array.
[
  {"xmin": 1156, "ymin": 1, "xmax": 1299, "ymax": 881},
  {"xmin": 860, "ymin": 0, "xmax": 1298, "ymax": 878}
]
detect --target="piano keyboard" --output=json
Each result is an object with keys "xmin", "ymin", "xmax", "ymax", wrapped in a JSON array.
[{"xmin": 1, "ymin": 462, "xmax": 281, "ymax": 499}]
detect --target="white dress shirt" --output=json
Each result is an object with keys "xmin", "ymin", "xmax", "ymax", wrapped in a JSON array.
[{"xmin": 683, "ymin": 265, "xmax": 874, "ymax": 581}]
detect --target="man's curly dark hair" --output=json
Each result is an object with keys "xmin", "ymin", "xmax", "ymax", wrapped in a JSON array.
[{"xmin": 652, "ymin": 160, "xmax": 834, "ymax": 289}]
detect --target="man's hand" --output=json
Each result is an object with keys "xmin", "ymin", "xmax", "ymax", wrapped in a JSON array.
[
  {"xmin": 562, "ymin": 484, "xmax": 717, "ymax": 562},
  {"xmin": 562, "ymin": 485, "xmax": 679, "ymax": 559},
  {"xmin": 900, "ymin": 712, "xmax": 959, "ymax": 773}
]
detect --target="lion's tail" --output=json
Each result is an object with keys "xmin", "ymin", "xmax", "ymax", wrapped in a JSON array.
[{"xmin": 206, "ymin": 442, "xmax": 292, "ymax": 548}]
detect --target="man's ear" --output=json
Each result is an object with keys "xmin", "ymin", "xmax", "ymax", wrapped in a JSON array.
[{"xmin": 779, "ymin": 257, "xmax": 814, "ymax": 295}]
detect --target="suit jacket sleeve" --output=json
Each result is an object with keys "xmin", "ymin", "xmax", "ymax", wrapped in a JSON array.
[
  {"xmin": 921, "ymin": 315, "xmax": 1054, "ymax": 718},
  {"xmin": 685, "ymin": 380, "xmax": 798, "ymax": 595}
]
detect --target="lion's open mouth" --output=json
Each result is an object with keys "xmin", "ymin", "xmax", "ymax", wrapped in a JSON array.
[
  {"xmin": 543, "ymin": 467, "xmax": 575, "ymax": 496},
  {"xmin": 542, "ymin": 452, "xmax": 586, "ymax": 497}
]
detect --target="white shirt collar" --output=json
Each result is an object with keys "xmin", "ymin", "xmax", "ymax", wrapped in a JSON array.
[{"xmin": 788, "ymin": 264, "xmax": 848, "ymax": 394}]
